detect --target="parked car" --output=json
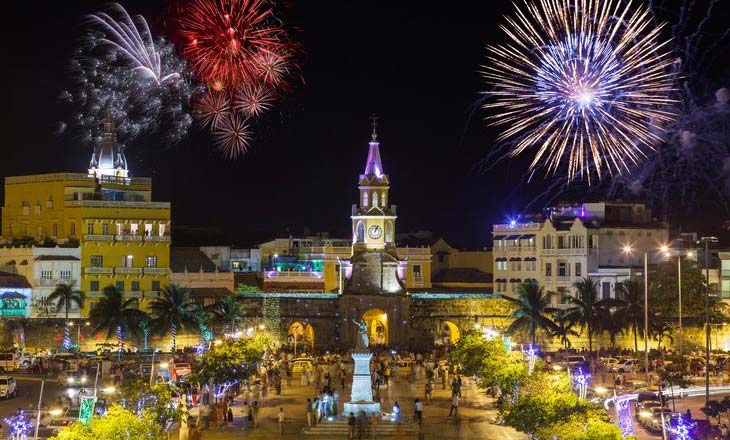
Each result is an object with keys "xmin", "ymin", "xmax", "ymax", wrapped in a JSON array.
[
  {"xmin": 562, "ymin": 355, "xmax": 586, "ymax": 366},
  {"xmin": 610, "ymin": 359, "xmax": 640, "ymax": 373},
  {"xmin": 645, "ymin": 408, "xmax": 675, "ymax": 432},
  {"xmin": 0, "ymin": 375, "xmax": 17, "ymax": 399},
  {"xmin": 291, "ymin": 358, "xmax": 315, "ymax": 374},
  {"xmin": 47, "ymin": 418, "xmax": 72, "ymax": 434},
  {"xmin": 636, "ymin": 400, "xmax": 664, "ymax": 422},
  {"xmin": 600, "ymin": 357, "xmax": 618, "ymax": 369}
]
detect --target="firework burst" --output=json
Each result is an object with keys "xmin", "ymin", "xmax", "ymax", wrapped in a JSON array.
[
  {"xmin": 214, "ymin": 113, "xmax": 252, "ymax": 159},
  {"xmin": 483, "ymin": 0, "xmax": 676, "ymax": 182},
  {"xmin": 234, "ymin": 84, "xmax": 273, "ymax": 118},
  {"xmin": 62, "ymin": 4, "xmax": 197, "ymax": 147},
  {"xmin": 198, "ymin": 91, "xmax": 230, "ymax": 128}
]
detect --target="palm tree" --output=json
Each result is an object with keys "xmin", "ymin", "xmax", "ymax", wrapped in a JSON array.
[
  {"xmin": 615, "ymin": 280, "xmax": 645, "ymax": 353},
  {"xmin": 205, "ymin": 294, "xmax": 244, "ymax": 335},
  {"xmin": 566, "ymin": 278, "xmax": 601, "ymax": 354},
  {"xmin": 89, "ymin": 285, "xmax": 147, "ymax": 358},
  {"xmin": 48, "ymin": 282, "xmax": 85, "ymax": 352},
  {"xmin": 501, "ymin": 281, "xmax": 558, "ymax": 346},
  {"xmin": 651, "ymin": 319, "xmax": 674, "ymax": 351},
  {"xmin": 598, "ymin": 303, "xmax": 626, "ymax": 349},
  {"xmin": 551, "ymin": 310, "xmax": 579, "ymax": 350},
  {"xmin": 148, "ymin": 284, "xmax": 200, "ymax": 353}
]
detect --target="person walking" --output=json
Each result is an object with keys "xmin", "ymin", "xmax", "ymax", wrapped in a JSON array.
[
  {"xmin": 448, "ymin": 393, "xmax": 459, "ymax": 417},
  {"xmin": 306, "ymin": 398, "xmax": 313, "ymax": 427},
  {"xmin": 357, "ymin": 411, "xmax": 368, "ymax": 439},
  {"xmin": 347, "ymin": 412, "xmax": 357, "ymax": 440},
  {"xmin": 414, "ymin": 398, "xmax": 423, "ymax": 424},
  {"xmin": 425, "ymin": 381, "xmax": 433, "ymax": 404},
  {"xmin": 241, "ymin": 402, "xmax": 250, "ymax": 429},
  {"xmin": 278, "ymin": 407, "xmax": 285, "ymax": 435}
]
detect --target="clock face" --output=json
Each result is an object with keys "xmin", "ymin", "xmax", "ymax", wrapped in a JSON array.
[{"xmin": 368, "ymin": 225, "xmax": 383, "ymax": 239}]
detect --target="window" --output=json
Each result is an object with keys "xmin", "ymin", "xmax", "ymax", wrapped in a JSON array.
[
  {"xmin": 413, "ymin": 265, "xmax": 422, "ymax": 278},
  {"xmin": 46, "ymin": 198, "xmax": 53, "ymax": 209},
  {"xmin": 40, "ymin": 270, "xmax": 53, "ymax": 280},
  {"xmin": 558, "ymin": 262, "xmax": 567, "ymax": 277},
  {"xmin": 116, "ymin": 281, "xmax": 124, "ymax": 291},
  {"xmin": 145, "ymin": 256, "xmax": 158, "ymax": 268},
  {"xmin": 602, "ymin": 282, "xmax": 611, "ymax": 299},
  {"xmin": 90, "ymin": 281, "xmax": 99, "ymax": 292},
  {"xmin": 372, "ymin": 192, "xmax": 379, "ymax": 207},
  {"xmin": 545, "ymin": 263, "xmax": 552, "ymax": 277},
  {"xmin": 557, "ymin": 236, "xmax": 565, "ymax": 249},
  {"xmin": 159, "ymin": 224, "xmax": 166, "ymax": 237},
  {"xmin": 102, "ymin": 223, "xmax": 109, "ymax": 235},
  {"xmin": 131, "ymin": 281, "xmax": 140, "ymax": 291},
  {"xmin": 151, "ymin": 281, "xmax": 161, "ymax": 291},
  {"xmin": 90, "ymin": 255, "xmax": 103, "ymax": 267},
  {"xmin": 116, "ymin": 223, "xmax": 123, "ymax": 235},
  {"xmin": 70, "ymin": 223, "xmax": 76, "ymax": 236},
  {"xmin": 52, "ymin": 223, "xmax": 58, "ymax": 237},
  {"xmin": 34, "ymin": 203, "xmax": 41, "ymax": 215},
  {"xmin": 144, "ymin": 224, "xmax": 152, "ymax": 236},
  {"xmin": 37, "ymin": 225, "xmax": 42, "ymax": 238},
  {"xmin": 130, "ymin": 223, "xmax": 138, "ymax": 235},
  {"xmin": 382, "ymin": 192, "xmax": 387, "ymax": 206},
  {"xmin": 362, "ymin": 191, "xmax": 368, "ymax": 207},
  {"xmin": 60, "ymin": 270, "xmax": 71, "ymax": 280},
  {"xmin": 122, "ymin": 255, "xmax": 133, "ymax": 267},
  {"xmin": 575, "ymin": 262, "xmax": 582, "ymax": 277},
  {"xmin": 87, "ymin": 223, "xmax": 94, "ymax": 235}
]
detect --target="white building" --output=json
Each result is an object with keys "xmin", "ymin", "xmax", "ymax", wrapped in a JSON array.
[
  {"xmin": 493, "ymin": 202, "xmax": 669, "ymax": 305},
  {"xmin": 0, "ymin": 246, "xmax": 82, "ymax": 318}
]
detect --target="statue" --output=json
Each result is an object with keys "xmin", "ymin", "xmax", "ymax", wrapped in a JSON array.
[{"xmin": 352, "ymin": 319, "xmax": 369, "ymax": 348}]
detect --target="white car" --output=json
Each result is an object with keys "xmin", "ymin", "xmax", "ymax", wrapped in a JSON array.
[
  {"xmin": 562, "ymin": 355, "xmax": 586, "ymax": 366},
  {"xmin": 610, "ymin": 359, "xmax": 640, "ymax": 373},
  {"xmin": 0, "ymin": 375, "xmax": 17, "ymax": 399}
]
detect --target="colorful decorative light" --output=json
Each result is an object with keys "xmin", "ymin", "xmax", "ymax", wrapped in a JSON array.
[
  {"xmin": 571, "ymin": 367, "xmax": 589, "ymax": 400},
  {"xmin": 79, "ymin": 396, "xmax": 96, "ymax": 424},
  {"xmin": 668, "ymin": 414, "xmax": 696, "ymax": 440},
  {"xmin": 523, "ymin": 345, "xmax": 538, "ymax": 375},
  {"xmin": 4, "ymin": 410, "xmax": 33, "ymax": 440},
  {"xmin": 615, "ymin": 394, "xmax": 635, "ymax": 437}
]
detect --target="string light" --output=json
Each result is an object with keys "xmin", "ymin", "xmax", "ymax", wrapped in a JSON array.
[
  {"xmin": 668, "ymin": 414, "xmax": 696, "ymax": 440},
  {"xmin": 4, "ymin": 411, "xmax": 33, "ymax": 440},
  {"xmin": 262, "ymin": 297, "xmax": 281, "ymax": 339},
  {"xmin": 523, "ymin": 345, "xmax": 537, "ymax": 375}
]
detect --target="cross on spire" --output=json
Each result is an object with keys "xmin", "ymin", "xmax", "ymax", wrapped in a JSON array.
[{"xmin": 369, "ymin": 113, "xmax": 379, "ymax": 141}]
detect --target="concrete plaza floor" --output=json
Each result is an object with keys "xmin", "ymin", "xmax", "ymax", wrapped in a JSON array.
[{"xmin": 184, "ymin": 374, "xmax": 527, "ymax": 439}]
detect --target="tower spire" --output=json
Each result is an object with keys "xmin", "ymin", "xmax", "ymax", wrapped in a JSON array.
[
  {"xmin": 363, "ymin": 114, "xmax": 384, "ymax": 178},
  {"xmin": 369, "ymin": 113, "xmax": 379, "ymax": 141}
]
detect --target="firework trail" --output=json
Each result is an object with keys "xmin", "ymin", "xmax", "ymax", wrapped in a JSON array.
[
  {"xmin": 60, "ymin": 3, "xmax": 197, "ymax": 148},
  {"xmin": 172, "ymin": 0, "xmax": 300, "ymax": 157},
  {"xmin": 482, "ymin": 0, "xmax": 676, "ymax": 182}
]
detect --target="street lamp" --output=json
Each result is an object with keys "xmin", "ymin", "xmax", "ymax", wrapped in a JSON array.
[
  {"xmin": 69, "ymin": 321, "xmax": 91, "ymax": 351},
  {"xmin": 621, "ymin": 244, "xmax": 649, "ymax": 384},
  {"xmin": 659, "ymin": 245, "xmax": 684, "ymax": 357},
  {"xmin": 699, "ymin": 236, "xmax": 718, "ymax": 404}
]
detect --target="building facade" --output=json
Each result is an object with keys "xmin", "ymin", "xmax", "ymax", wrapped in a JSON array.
[{"xmin": 493, "ymin": 202, "xmax": 669, "ymax": 304}]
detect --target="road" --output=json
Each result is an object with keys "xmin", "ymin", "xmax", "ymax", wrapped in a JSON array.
[{"xmin": 0, "ymin": 374, "xmax": 74, "ymax": 439}]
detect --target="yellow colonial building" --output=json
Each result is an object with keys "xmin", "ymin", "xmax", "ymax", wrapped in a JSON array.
[{"xmin": 1, "ymin": 115, "xmax": 171, "ymax": 315}]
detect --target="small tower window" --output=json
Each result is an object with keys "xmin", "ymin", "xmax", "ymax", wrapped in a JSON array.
[
  {"xmin": 372, "ymin": 192, "xmax": 379, "ymax": 207},
  {"xmin": 362, "ymin": 191, "xmax": 369, "ymax": 207},
  {"xmin": 382, "ymin": 192, "xmax": 387, "ymax": 206}
]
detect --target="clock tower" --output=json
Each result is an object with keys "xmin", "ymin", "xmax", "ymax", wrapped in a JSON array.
[{"xmin": 351, "ymin": 116, "xmax": 397, "ymax": 253}]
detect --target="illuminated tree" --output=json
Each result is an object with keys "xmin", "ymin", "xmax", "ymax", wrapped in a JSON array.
[
  {"xmin": 501, "ymin": 281, "xmax": 557, "ymax": 346},
  {"xmin": 48, "ymin": 282, "xmax": 85, "ymax": 351},
  {"xmin": 566, "ymin": 278, "xmax": 601, "ymax": 353},
  {"xmin": 48, "ymin": 405, "xmax": 165, "ymax": 440},
  {"xmin": 148, "ymin": 284, "xmax": 200, "ymax": 353},
  {"xmin": 89, "ymin": 285, "xmax": 147, "ymax": 356}
]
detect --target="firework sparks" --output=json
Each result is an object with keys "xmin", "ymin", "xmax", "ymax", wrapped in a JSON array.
[
  {"xmin": 62, "ymin": 4, "xmax": 197, "ymax": 147},
  {"xmin": 178, "ymin": 0, "xmax": 296, "ymax": 91},
  {"xmin": 483, "ymin": 0, "xmax": 676, "ymax": 181},
  {"xmin": 234, "ymin": 84, "xmax": 273, "ymax": 118},
  {"xmin": 214, "ymin": 113, "xmax": 252, "ymax": 159},
  {"xmin": 198, "ymin": 91, "xmax": 230, "ymax": 128}
]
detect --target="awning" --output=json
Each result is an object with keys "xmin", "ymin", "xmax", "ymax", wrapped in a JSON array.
[
  {"xmin": 508, "ymin": 257, "xmax": 522, "ymax": 261},
  {"xmin": 0, "ymin": 291, "xmax": 25, "ymax": 299},
  {"xmin": 492, "ymin": 235, "xmax": 506, "ymax": 240},
  {"xmin": 505, "ymin": 235, "xmax": 521, "ymax": 240},
  {"xmin": 521, "ymin": 234, "xmax": 535, "ymax": 239},
  {"xmin": 495, "ymin": 257, "xmax": 507, "ymax": 262},
  {"xmin": 524, "ymin": 257, "xmax": 537, "ymax": 261}
]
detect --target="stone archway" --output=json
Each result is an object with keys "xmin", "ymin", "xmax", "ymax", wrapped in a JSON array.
[
  {"xmin": 287, "ymin": 321, "xmax": 314, "ymax": 356},
  {"xmin": 362, "ymin": 309, "xmax": 388, "ymax": 346},
  {"xmin": 437, "ymin": 320, "xmax": 461, "ymax": 346}
]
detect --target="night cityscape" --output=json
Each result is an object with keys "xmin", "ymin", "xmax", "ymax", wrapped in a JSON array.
[{"xmin": 2, "ymin": 1, "xmax": 730, "ymax": 439}]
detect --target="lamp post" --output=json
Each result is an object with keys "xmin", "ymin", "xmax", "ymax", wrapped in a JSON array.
[
  {"xmin": 699, "ymin": 236, "xmax": 718, "ymax": 404},
  {"xmin": 69, "ymin": 321, "xmax": 91, "ymax": 351},
  {"xmin": 622, "ymin": 244, "xmax": 649, "ymax": 384},
  {"xmin": 660, "ymin": 246, "xmax": 684, "ymax": 357}
]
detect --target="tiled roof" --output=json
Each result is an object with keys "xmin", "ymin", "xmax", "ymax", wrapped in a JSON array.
[
  {"xmin": 34, "ymin": 255, "xmax": 80, "ymax": 261},
  {"xmin": 432, "ymin": 268, "xmax": 493, "ymax": 284},
  {"xmin": 189, "ymin": 287, "xmax": 234, "ymax": 298},
  {"xmin": 170, "ymin": 247, "xmax": 218, "ymax": 273},
  {"xmin": 0, "ymin": 271, "xmax": 31, "ymax": 288}
]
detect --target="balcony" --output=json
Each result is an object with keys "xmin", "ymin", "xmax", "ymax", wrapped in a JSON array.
[
  {"xmin": 557, "ymin": 248, "xmax": 587, "ymax": 256},
  {"xmin": 493, "ymin": 222, "xmax": 542, "ymax": 231},
  {"xmin": 84, "ymin": 267, "xmax": 113, "ymax": 275},
  {"xmin": 115, "ymin": 267, "xmax": 143, "ymax": 275},
  {"xmin": 144, "ymin": 235, "xmax": 171, "ymax": 243},
  {"xmin": 263, "ymin": 271, "xmax": 324, "ymax": 282},
  {"xmin": 85, "ymin": 234, "xmax": 114, "ymax": 241},
  {"xmin": 143, "ymin": 267, "xmax": 171, "ymax": 275},
  {"xmin": 65, "ymin": 200, "xmax": 170, "ymax": 209},
  {"xmin": 556, "ymin": 276, "xmax": 573, "ymax": 286},
  {"xmin": 37, "ymin": 279, "xmax": 69, "ymax": 287},
  {"xmin": 397, "ymin": 248, "xmax": 431, "ymax": 257},
  {"xmin": 115, "ymin": 234, "xmax": 143, "ymax": 242},
  {"xmin": 543, "ymin": 249, "xmax": 556, "ymax": 256}
]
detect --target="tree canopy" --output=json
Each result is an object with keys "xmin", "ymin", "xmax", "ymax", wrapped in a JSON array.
[
  {"xmin": 189, "ymin": 337, "xmax": 266, "ymax": 385},
  {"xmin": 49, "ymin": 405, "xmax": 166, "ymax": 440}
]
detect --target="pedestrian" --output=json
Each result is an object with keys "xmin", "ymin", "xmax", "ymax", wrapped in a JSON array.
[
  {"xmin": 448, "ymin": 393, "xmax": 459, "ymax": 417},
  {"xmin": 414, "ymin": 398, "xmax": 423, "ymax": 424},
  {"xmin": 347, "ymin": 412, "xmax": 356, "ymax": 440},
  {"xmin": 425, "ymin": 381, "xmax": 433, "ymax": 403},
  {"xmin": 721, "ymin": 424, "xmax": 729, "ymax": 440},
  {"xmin": 311, "ymin": 397, "xmax": 319, "ymax": 427},
  {"xmin": 333, "ymin": 389, "xmax": 340, "ymax": 416},
  {"xmin": 278, "ymin": 407, "xmax": 285, "ymax": 435},
  {"xmin": 227, "ymin": 407, "xmax": 233, "ymax": 425},
  {"xmin": 357, "ymin": 411, "xmax": 368, "ymax": 439},
  {"xmin": 392, "ymin": 401, "xmax": 400, "ymax": 420},
  {"xmin": 686, "ymin": 408, "xmax": 692, "ymax": 420},
  {"xmin": 306, "ymin": 398, "xmax": 313, "ymax": 427}
]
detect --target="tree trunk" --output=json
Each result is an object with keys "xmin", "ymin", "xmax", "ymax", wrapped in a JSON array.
[
  {"xmin": 634, "ymin": 324, "xmax": 639, "ymax": 353},
  {"xmin": 172, "ymin": 322, "xmax": 177, "ymax": 354},
  {"xmin": 588, "ymin": 326, "xmax": 593, "ymax": 354},
  {"xmin": 117, "ymin": 325, "xmax": 123, "ymax": 362},
  {"xmin": 64, "ymin": 305, "xmax": 71, "ymax": 352}
]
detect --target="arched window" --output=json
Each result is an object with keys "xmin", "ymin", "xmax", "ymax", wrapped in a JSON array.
[
  {"xmin": 362, "ymin": 191, "xmax": 369, "ymax": 207},
  {"xmin": 372, "ymin": 192, "xmax": 379, "ymax": 207},
  {"xmin": 382, "ymin": 192, "xmax": 387, "ymax": 206},
  {"xmin": 355, "ymin": 221, "xmax": 365, "ymax": 243},
  {"xmin": 385, "ymin": 221, "xmax": 394, "ymax": 243}
]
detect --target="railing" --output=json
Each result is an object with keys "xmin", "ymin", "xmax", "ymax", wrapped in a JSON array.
[
  {"xmin": 263, "ymin": 271, "xmax": 324, "ymax": 281},
  {"xmin": 144, "ymin": 235, "xmax": 171, "ymax": 242},
  {"xmin": 143, "ymin": 267, "xmax": 171, "ymax": 275},
  {"xmin": 493, "ymin": 223, "xmax": 542, "ymax": 231},
  {"xmin": 84, "ymin": 234, "xmax": 114, "ymax": 241},
  {"xmin": 543, "ymin": 249, "xmax": 556, "ymax": 256},
  {"xmin": 115, "ymin": 267, "xmax": 143, "ymax": 274},
  {"xmin": 6, "ymin": 173, "xmax": 152, "ymax": 186},
  {"xmin": 556, "ymin": 276, "xmax": 572, "ymax": 286},
  {"xmin": 37, "ymin": 279, "xmax": 75, "ymax": 287},
  {"xmin": 65, "ymin": 200, "xmax": 170, "ymax": 209},
  {"xmin": 115, "ymin": 235, "xmax": 143, "ymax": 242},
  {"xmin": 397, "ymin": 248, "xmax": 431, "ymax": 256},
  {"xmin": 296, "ymin": 246, "xmax": 351, "ymax": 255},
  {"xmin": 557, "ymin": 248, "xmax": 587, "ymax": 256},
  {"xmin": 84, "ymin": 267, "xmax": 113, "ymax": 274}
]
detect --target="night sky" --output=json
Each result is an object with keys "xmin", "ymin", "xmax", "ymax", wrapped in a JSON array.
[{"xmin": 3, "ymin": 1, "xmax": 730, "ymax": 248}]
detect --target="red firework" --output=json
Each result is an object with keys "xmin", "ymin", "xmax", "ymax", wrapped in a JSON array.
[
  {"xmin": 177, "ymin": 0, "xmax": 296, "ymax": 92},
  {"xmin": 197, "ymin": 91, "xmax": 229, "ymax": 128}
]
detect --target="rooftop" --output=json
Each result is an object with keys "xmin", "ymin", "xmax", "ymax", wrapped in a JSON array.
[
  {"xmin": 171, "ymin": 248, "xmax": 218, "ymax": 273},
  {"xmin": 0, "ymin": 271, "xmax": 32, "ymax": 289}
]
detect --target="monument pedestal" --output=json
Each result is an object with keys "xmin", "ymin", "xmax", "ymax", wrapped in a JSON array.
[{"xmin": 342, "ymin": 350, "xmax": 381, "ymax": 417}]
